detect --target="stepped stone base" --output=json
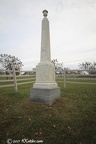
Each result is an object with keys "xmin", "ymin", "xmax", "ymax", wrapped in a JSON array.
[{"xmin": 30, "ymin": 87, "xmax": 60, "ymax": 105}]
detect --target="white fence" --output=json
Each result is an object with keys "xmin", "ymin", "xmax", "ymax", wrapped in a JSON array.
[
  {"xmin": 62, "ymin": 68, "xmax": 96, "ymax": 88},
  {"xmin": 0, "ymin": 68, "xmax": 96, "ymax": 91},
  {"xmin": 0, "ymin": 67, "xmax": 36, "ymax": 91}
]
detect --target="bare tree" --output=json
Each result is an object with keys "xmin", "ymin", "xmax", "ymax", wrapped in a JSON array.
[
  {"xmin": 0, "ymin": 54, "xmax": 23, "ymax": 75},
  {"xmin": 51, "ymin": 59, "xmax": 63, "ymax": 74},
  {"xmin": 78, "ymin": 61, "xmax": 96, "ymax": 74}
]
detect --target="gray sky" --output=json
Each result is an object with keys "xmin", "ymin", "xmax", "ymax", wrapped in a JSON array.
[{"xmin": 0, "ymin": 0, "xmax": 96, "ymax": 70}]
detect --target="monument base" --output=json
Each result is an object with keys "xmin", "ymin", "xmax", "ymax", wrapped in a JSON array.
[{"xmin": 30, "ymin": 87, "xmax": 60, "ymax": 105}]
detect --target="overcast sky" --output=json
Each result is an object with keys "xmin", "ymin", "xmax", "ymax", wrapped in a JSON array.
[{"xmin": 0, "ymin": 0, "xmax": 96, "ymax": 70}]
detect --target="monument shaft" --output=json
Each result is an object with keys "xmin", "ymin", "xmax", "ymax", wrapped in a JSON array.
[{"xmin": 41, "ymin": 17, "xmax": 51, "ymax": 62}]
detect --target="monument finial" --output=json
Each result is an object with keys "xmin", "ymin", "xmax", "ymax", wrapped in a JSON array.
[{"xmin": 42, "ymin": 9, "xmax": 48, "ymax": 17}]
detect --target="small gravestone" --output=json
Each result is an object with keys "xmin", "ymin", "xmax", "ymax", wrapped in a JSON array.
[{"xmin": 30, "ymin": 10, "xmax": 60, "ymax": 105}]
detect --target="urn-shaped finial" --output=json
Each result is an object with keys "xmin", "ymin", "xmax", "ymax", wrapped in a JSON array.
[{"xmin": 42, "ymin": 9, "xmax": 48, "ymax": 17}]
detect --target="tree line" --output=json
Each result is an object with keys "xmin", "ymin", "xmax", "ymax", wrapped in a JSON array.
[
  {"xmin": 0, "ymin": 55, "xmax": 96, "ymax": 74},
  {"xmin": 51, "ymin": 59, "xmax": 96, "ymax": 74}
]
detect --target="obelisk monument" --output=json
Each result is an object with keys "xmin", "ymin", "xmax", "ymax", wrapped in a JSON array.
[{"xmin": 30, "ymin": 10, "xmax": 60, "ymax": 105}]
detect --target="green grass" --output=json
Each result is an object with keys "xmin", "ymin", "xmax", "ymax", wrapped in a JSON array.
[
  {"xmin": 0, "ymin": 83, "xmax": 96, "ymax": 144},
  {"xmin": 66, "ymin": 79, "xmax": 96, "ymax": 83}
]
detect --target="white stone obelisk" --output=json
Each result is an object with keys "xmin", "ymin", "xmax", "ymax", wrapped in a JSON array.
[
  {"xmin": 41, "ymin": 10, "xmax": 51, "ymax": 62},
  {"xmin": 30, "ymin": 10, "xmax": 60, "ymax": 105}
]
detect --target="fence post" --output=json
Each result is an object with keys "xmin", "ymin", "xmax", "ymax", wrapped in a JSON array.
[
  {"xmin": 64, "ymin": 68, "xmax": 66, "ymax": 88},
  {"xmin": 13, "ymin": 66, "xmax": 18, "ymax": 92}
]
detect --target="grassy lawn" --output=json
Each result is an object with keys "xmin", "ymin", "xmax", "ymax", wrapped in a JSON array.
[{"xmin": 0, "ymin": 83, "xmax": 96, "ymax": 144}]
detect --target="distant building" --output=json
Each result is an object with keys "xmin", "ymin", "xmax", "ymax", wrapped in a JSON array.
[
  {"xmin": 55, "ymin": 67, "xmax": 63, "ymax": 74},
  {"xmin": 80, "ymin": 71, "xmax": 89, "ymax": 75}
]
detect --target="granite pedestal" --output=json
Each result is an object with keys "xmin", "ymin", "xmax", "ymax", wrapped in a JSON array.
[{"xmin": 30, "ymin": 87, "xmax": 60, "ymax": 105}]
